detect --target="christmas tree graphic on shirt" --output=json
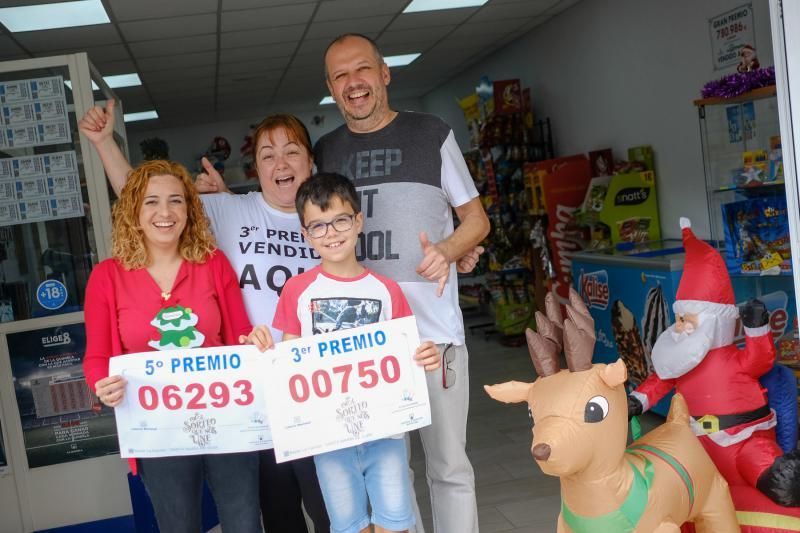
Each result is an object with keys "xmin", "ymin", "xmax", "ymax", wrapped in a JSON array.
[{"xmin": 148, "ymin": 305, "xmax": 205, "ymax": 350}]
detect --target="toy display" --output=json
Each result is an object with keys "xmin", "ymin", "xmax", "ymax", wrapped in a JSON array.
[
  {"xmin": 629, "ymin": 218, "xmax": 800, "ymax": 509},
  {"xmin": 485, "ymin": 289, "xmax": 739, "ymax": 532},
  {"xmin": 722, "ymin": 195, "xmax": 791, "ymax": 275}
]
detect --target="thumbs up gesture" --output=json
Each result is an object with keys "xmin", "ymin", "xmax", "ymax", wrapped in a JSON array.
[
  {"xmin": 78, "ymin": 99, "xmax": 115, "ymax": 146},
  {"xmin": 416, "ymin": 231, "xmax": 449, "ymax": 297},
  {"xmin": 195, "ymin": 156, "xmax": 230, "ymax": 194}
]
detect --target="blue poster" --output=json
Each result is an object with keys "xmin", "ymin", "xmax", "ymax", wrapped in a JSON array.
[
  {"xmin": 743, "ymin": 101, "xmax": 756, "ymax": 141},
  {"xmin": 727, "ymin": 105, "xmax": 743, "ymax": 143}
]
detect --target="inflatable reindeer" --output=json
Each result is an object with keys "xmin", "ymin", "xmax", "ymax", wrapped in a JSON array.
[{"xmin": 485, "ymin": 289, "xmax": 739, "ymax": 532}]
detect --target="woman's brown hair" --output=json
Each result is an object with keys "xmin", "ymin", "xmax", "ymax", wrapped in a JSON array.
[{"xmin": 111, "ymin": 159, "xmax": 215, "ymax": 269}]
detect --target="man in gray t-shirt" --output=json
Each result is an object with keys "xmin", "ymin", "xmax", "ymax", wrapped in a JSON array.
[{"xmin": 316, "ymin": 33, "xmax": 490, "ymax": 533}]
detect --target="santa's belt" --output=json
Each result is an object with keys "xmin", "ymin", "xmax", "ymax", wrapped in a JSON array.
[{"xmin": 696, "ymin": 405, "xmax": 771, "ymax": 434}]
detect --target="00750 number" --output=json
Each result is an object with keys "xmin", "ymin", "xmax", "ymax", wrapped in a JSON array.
[
  {"xmin": 288, "ymin": 355, "xmax": 401, "ymax": 403},
  {"xmin": 138, "ymin": 380, "xmax": 254, "ymax": 411}
]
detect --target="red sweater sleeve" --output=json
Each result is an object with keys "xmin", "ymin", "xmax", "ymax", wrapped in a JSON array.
[
  {"xmin": 83, "ymin": 262, "xmax": 115, "ymax": 392},
  {"xmin": 212, "ymin": 251, "xmax": 252, "ymax": 344}
]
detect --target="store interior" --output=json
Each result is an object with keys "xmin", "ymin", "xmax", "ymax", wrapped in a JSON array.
[{"xmin": 0, "ymin": 0, "xmax": 798, "ymax": 532}]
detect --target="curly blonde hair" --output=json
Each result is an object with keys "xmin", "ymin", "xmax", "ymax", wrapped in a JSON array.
[{"xmin": 111, "ymin": 160, "xmax": 216, "ymax": 269}]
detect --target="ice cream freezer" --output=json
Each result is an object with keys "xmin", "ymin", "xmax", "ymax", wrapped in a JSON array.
[{"xmin": 571, "ymin": 240, "xmax": 798, "ymax": 416}]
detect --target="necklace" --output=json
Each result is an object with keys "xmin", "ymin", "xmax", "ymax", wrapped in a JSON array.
[{"xmin": 161, "ymin": 290, "xmax": 171, "ymax": 301}]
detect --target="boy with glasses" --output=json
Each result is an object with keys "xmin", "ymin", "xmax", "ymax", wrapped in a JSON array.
[{"xmin": 267, "ymin": 172, "xmax": 441, "ymax": 533}]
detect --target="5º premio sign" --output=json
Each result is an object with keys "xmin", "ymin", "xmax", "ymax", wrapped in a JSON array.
[{"xmin": 110, "ymin": 347, "xmax": 272, "ymax": 457}]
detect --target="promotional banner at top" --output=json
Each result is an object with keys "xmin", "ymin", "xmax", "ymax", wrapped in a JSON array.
[
  {"xmin": 709, "ymin": 4, "xmax": 755, "ymax": 70},
  {"xmin": 110, "ymin": 345, "xmax": 272, "ymax": 458},
  {"xmin": 265, "ymin": 316, "xmax": 432, "ymax": 463}
]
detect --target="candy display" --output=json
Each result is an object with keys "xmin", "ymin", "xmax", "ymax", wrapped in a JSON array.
[
  {"xmin": 485, "ymin": 289, "xmax": 739, "ymax": 532},
  {"xmin": 722, "ymin": 195, "xmax": 791, "ymax": 275}
]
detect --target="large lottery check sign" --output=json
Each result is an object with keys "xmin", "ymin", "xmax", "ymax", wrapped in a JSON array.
[
  {"xmin": 110, "ymin": 346, "xmax": 272, "ymax": 458},
  {"xmin": 267, "ymin": 316, "xmax": 431, "ymax": 463}
]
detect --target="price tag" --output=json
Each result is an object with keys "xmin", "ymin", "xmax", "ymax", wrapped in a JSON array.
[
  {"xmin": 265, "ymin": 316, "xmax": 432, "ymax": 463},
  {"xmin": 110, "ymin": 345, "xmax": 272, "ymax": 458}
]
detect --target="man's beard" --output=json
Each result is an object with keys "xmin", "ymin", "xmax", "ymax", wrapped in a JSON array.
[{"xmin": 651, "ymin": 315, "xmax": 719, "ymax": 379}]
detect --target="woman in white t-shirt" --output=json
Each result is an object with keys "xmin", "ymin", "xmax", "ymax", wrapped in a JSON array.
[{"xmin": 79, "ymin": 104, "xmax": 330, "ymax": 533}]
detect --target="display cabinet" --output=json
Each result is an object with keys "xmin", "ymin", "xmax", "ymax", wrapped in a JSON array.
[
  {"xmin": 0, "ymin": 53, "xmax": 131, "ymax": 533},
  {"xmin": 695, "ymin": 86, "xmax": 799, "ymax": 368}
]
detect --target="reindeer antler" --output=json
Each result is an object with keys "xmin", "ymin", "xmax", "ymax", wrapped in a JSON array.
[
  {"xmin": 527, "ymin": 291, "xmax": 563, "ymax": 377},
  {"xmin": 563, "ymin": 287, "xmax": 596, "ymax": 372}
]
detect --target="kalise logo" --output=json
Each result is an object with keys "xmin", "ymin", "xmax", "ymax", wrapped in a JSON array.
[{"xmin": 580, "ymin": 270, "xmax": 609, "ymax": 310}]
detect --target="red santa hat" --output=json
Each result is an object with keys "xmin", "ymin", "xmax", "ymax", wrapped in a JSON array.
[{"xmin": 673, "ymin": 218, "xmax": 739, "ymax": 319}]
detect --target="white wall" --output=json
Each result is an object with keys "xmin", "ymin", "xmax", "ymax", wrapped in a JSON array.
[
  {"xmin": 421, "ymin": 0, "xmax": 775, "ymax": 239},
  {"xmin": 127, "ymin": 97, "xmax": 424, "ymax": 186}
]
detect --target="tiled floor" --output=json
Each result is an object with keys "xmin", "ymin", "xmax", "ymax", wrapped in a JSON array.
[{"xmin": 408, "ymin": 313, "xmax": 662, "ymax": 533}]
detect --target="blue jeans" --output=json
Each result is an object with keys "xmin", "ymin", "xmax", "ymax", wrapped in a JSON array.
[
  {"xmin": 314, "ymin": 438, "xmax": 414, "ymax": 533},
  {"xmin": 138, "ymin": 451, "xmax": 260, "ymax": 533}
]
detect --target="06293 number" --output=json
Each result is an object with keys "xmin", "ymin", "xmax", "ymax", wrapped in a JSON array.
[
  {"xmin": 288, "ymin": 355, "xmax": 401, "ymax": 403},
  {"xmin": 137, "ymin": 380, "xmax": 254, "ymax": 411}
]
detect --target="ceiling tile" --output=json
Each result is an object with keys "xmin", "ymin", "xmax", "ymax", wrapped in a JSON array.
[
  {"xmin": 15, "ymin": 25, "xmax": 121, "ymax": 53},
  {"xmin": 49, "ymin": 44, "xmax": 130, "ymax": 64},
  {"xmin": 116, "ymin": 87, "xmax": 152, "ymax": 108},
  {"xmin": 219, "ymin": 57, "xmax": 290, "ymax": 75},
  {"xmin": 219, "ymin": 70, "xmax": 284, "ymax": 85},
  {"xmin": 108, "ymin": 0, "xmax": 218, "ymax": 21},
  {"xmin": 221, "ymin": 25, "xmax": 304, "ymax": 48},
  {"xmin": 0, "ymin": 35, "xmax": 27, "ymax": 60},
  {"xmin": 469, "ymin": 1, "xmax": 554, "ymax": 22},
  {"xmin": 141, "ymin": 64, "xmax": 216, "ymax": 83},
  {"xmin": 220, "ymin": 41, "xmax": 297, "ymax": 63},
  {"xmin": 120, "ymin": 14, "xmax": 217, "ymax": 42},
  {"xmin": 313, "ymin": 0, "xmax": 406, "ymax": 22},
  {"xmin": 304, "ymin": 15, "xmax": 393, "ymax": 40},
  {"xmin": 222, "ymin": 0, "xmax": 316, "ymax": 10},
  {"xmin": 130, "ymin": 34, "xmax": 217, "ymax": 58},
  {"xmin": 386, "ymin": 9, "xmax": 477, "ymax": 31},
  {"xmin": 448, "ymin": 18, "xmax": 528, "ymax": 39},
  {"xmin": 148, "ymin": 77, "xmax": 216, "ymax": 95},
  {"xmin": 92, "ymin": 59, "xmax": 138, "ymax": 76},
  {"xmin": 221, "ymin": 4, "xmax": 316, "ymax": 32},
  {"xmin": 378, "ymin": 28, "xmax": 453, "ymax": 48},
  {"xmin": 152, "ymin": 88, "xmax": 215, "ymax": 103},
  {"xmin": 296, "ymin": 37, "xmax": 341, "ymax": 56},
  {"xmin": 138, "ymin": 51, "xmax": 217, "ymax": 72}
]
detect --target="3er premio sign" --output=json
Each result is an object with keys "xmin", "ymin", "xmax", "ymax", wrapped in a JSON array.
[
  {"xmin": 266, "ymin": 316, "xmax": 432, "ymax": 463},
  {"xmin": 709, "ymin": 4, "xmax": 755, "ymax": 70}
]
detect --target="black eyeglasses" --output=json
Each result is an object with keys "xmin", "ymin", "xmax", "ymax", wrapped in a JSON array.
[
  {"xmin": 442, "ymin": 343, "xmax": 455, "ymax": 389},
  {"xmin": 304, "ymin": 213, "xmax": 356, "ymax": 239}
]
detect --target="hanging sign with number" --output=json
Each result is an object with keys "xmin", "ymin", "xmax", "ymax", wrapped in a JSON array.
[
  {"xmin": 709, "ymin": 4, "xmax": 755, "ymax": 70},
  {"xmin": 110, "ymin": 345, "xmax": 272, "ymax": 458},
  {"xmin": 266, "ymin": 316, "xmax": 432, "ymax": 463}
]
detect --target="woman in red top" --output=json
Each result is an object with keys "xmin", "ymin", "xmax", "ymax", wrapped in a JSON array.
[{"xmin": 83, "ymin": 160, "xmax": 260, "ymax": 533}]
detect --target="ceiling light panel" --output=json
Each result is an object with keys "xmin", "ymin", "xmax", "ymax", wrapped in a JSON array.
[
  {"xmin": 403, "ymin": 0, "xmax": 489, "ymax": 13},
  {"xmin": 0, "ymin": 0, "xmax": 110, "ymax": 32},
  {"xmin": 124, "ymin": 110, "xmax": 158, "ymax": 122},
  {"xmin": 384, "ymin": 53, "xmax": 421, "ymax": 67}
]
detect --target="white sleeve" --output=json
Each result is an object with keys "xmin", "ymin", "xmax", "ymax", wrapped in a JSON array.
[
  {"xmin": 440, "ymin": 130, "xmax": 479, "ymax": 208},
  {"xmin": 199, "ymin": 193, "xmax": 230, "ymax": 237}
]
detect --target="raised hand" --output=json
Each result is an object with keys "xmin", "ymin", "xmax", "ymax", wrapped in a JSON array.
[
  {"xmin": 78, "ymin": 99, "xmax": 115, "ymax": 146},
  {"xmin": 416, "ymin": 231, "xmax": 449, "ymax": 297},
  {"xmin": 741, "ymin": 298, "xmax": 769, "ymax": 329},
  {"xmin": 195, "ymin": 156, "xmax": 230, "ymax": 194}
]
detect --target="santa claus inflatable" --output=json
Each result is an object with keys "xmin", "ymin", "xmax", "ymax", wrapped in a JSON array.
[{"xmin": 628, "ymin": 218, "xmax": 800, "ymax": 507}]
